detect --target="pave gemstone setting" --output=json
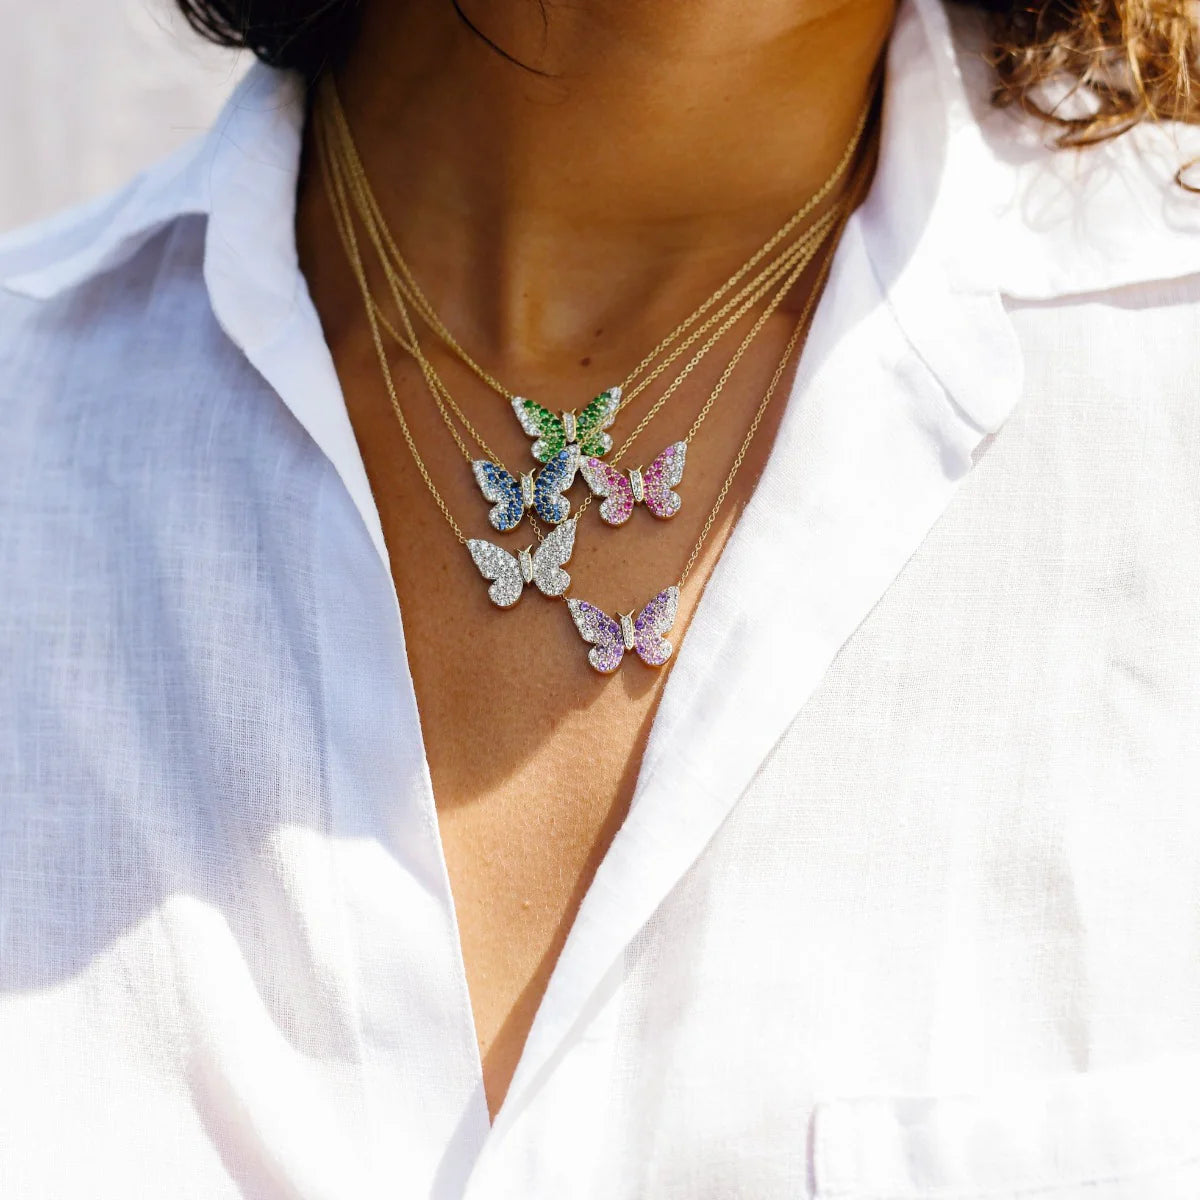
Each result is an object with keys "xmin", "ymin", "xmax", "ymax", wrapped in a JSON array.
[
  {"xmin": 467, "ymin": 519, "xmax": 577, "ymax": 608},
  {"xmin": 566, "ymin": 585, "xmax": 680, "ymax": 673},
  {"xmin": 580, "ymin": 441, "xmax": 687, "ymax": 526}
]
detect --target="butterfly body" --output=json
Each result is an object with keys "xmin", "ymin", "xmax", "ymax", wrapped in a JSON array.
[
  {"xmin": 472, "ymin": 445, "xmax": 579, "ymax": 532},
  {"xmin": 580, "ymin": 441, "xmax": 687, "ymax": 526},
  {"xmin": 566, "ymin": 585, "xmax": 680, "ymax": 673},
  {"xmin": 467, "ymin": 519, "xmax": 577, "ymax": 608},
  {"xmin": 618, "ymin": 611, "xmax": 637, "ymax": 651},
  {"xmin": 512, "ymin": 387, "xmax": 621, "ymax": 463}
]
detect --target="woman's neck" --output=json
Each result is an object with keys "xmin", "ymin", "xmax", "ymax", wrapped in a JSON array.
[{"xmin": 303, "ymin": 0, "xmax": 893, "ymax": 375}]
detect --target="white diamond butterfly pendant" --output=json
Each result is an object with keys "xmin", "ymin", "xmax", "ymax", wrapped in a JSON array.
[
  {"xmin": 566, "ymin": 586, "xmax": 679, "ymax": 673},
  {"xmin": 467, "ymin": 519, "xmax": 577, "ymax": 608}
]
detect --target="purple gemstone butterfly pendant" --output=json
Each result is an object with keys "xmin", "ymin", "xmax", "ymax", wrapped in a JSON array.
[
  {"xmin": 566, "ymin": 586, "xmax": 680, "ymax": 673},
  {"xmin": 580, "ymin": 441, "xmax": 687, "ymax": 527}
]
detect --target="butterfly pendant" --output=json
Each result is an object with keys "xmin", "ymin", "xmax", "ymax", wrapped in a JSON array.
[
  {"xmin": 566, "ymin": 585, "xmax": 680, "ymax": 674},
  {"xmin": 511, "ymin": 387, "xmax": 621, "ymax": 464},
  {"xmin": 467, "ymin": 519, "xmax": 576, "ymax": 608},
  {"xmin": 580, "ymin": 441, "xmax": 687, "ymax": 526},
  {"xmin": 472, "ymin": 445, "xmax": 579, "ymax": 532}
]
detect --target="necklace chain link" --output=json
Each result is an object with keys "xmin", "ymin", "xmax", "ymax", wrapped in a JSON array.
[
  {"xmin": 314, "ymin": 78, "xmax": 872, "ymax": 583},
  {"xmin": 321, "ymin": 75, "xmax": 869, "ymax": 413}
]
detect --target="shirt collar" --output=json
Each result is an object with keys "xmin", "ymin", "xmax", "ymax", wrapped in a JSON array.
[
  {"xmin": 5, "ymin": 1, "xmax": 1200, "ymax": 320},
  {"xmin": 0, "ymin": 66, "xmax": 392, "ymax": 571},
  {"xmin": 943, "ymin": 0, "xmax": 1200, "ymax": 302},
  {"xmin": 7, "ymin": 1, "xmax": 1200, "ymax": 314},
  {"xmin": 2, "ymin": 64, "xmax": 302, "ymax": 338}
]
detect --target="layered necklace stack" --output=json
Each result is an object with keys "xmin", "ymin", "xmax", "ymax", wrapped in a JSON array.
[{"xmin": 314, "ymin": 77, "xmax": 872, "ymax": 675}]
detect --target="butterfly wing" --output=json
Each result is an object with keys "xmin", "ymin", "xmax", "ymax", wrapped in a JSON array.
[
  {"xmin": 466, "ymin": 539, "xmax": 525, "ymax": 608},
  {"xmin": 566, "ymin": 598, "xmax": 625, "ymax": 673},
  {"xmin": 633, "ymin": 585, "xmax": 680, "ymax": 667},
  {"xmin": 642, "ymin": 441, "xmax": 687, "ymax": 520},
  {"xmin": 528, "ymin": 518, "xmax": 576, "ymax": 598},
  {"xmin": 580, "ymin": 455, "xmax": 635, "ymax": 526},
  {"xmin": 512, "ymin": 397, "xmax": 567, "ymax": 463},
  {"xmin": 575, "ymin": 387, "xmax": 621, "ymax": 458},
  {"xmin": 532, "ymin": 445, "xmax": 579, "ymax": 525},
  {"xmin": 472, "ymin": 459, "xmax": 525, "ymax": 532}
]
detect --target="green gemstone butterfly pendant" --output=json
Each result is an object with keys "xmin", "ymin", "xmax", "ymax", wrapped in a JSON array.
[{"xmin": 511, "ymin": 387, "xmax": 621, "ymax": 464}]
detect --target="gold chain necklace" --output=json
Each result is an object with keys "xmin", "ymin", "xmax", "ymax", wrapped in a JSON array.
[
  {"xmin": 325, "ymin": 126, "xmax": 838, "ymax": 535},
  {"xmin": 318, "ymin": 95, "xmax": 843, "ymax": 540},
  {"xmin": 318, "ymin": 74, "xmax": 869, "ymax": 453},
  {"xmin": 372, "ymin": 211, "xmax": 836, "ymax": 468},
  {"xmin": 314, "ymin": 89, "xmax": 872, "ymax": 672}
]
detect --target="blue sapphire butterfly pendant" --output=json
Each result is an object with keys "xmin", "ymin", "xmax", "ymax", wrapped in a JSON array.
[{"xmin": 471, "ymin": 445, "xmax": 580, "ymax": 532}]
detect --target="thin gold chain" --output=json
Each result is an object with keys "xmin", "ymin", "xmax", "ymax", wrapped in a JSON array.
[
  {"xmin": 320, "ymin": 90, "xmax": 839, "ymax": 528},
  {"xmin": 324, "ymin": 124, "xmax": 837, "ymax": 552},
  {"xmin": 322, "ymin": 128, "xmax": 577, "ymax": 544},
  {"xmin": 376, "ymin": 209, "xmax": 833, "ymax": 472},
  {"xmin": 367, "ymin": 191, "xmax": 836, "ymax": 414},
  {"xmin": 315, "ymin": 87, "xmax": 869, "ymax": 578},
  {"xmin": 367, "ymin": 213, "xmax": 830, "ymax": 460},
  {"xmin": 325, "ymin": 133, "xmax": 512, "ymax": 466},
  {"xmin": 318, "ymin": 87, "xmax": 842, "ymax": 477},
  {"xmin": 618, "ymin": 214, "xmax": 832, "ymax": 407},
  {"xmin": 614, "ymin": 217, "xmax": 834, "ymax": 460},
  {"xmin": 674, "ymin": 143, "xmax": 871, "ymax": 587},
  {"xmin": 677, "ymin": 234, "xmax": 842, "ymax": 587},
  {"xmin": 316, "ymin": 111, "xmax": 470, "ymax": 543},
  {"xmin": 319, "ymin": 75, "xmax": 870, "ymax": 412},
  {"xmin": 571, "ymin": 216, "xmax": 836, "ymax": 524}
]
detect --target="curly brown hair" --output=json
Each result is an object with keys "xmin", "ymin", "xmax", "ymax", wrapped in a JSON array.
[
  {"xmin": 982, "ymin": 0, "xmax": 1200, "ymax": 146},
  {"xmin": 177, "ymin": 0, "xmax": 1200, "ymax": 148}
]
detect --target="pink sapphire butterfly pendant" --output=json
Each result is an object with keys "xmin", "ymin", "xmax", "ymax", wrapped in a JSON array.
[
  {"xmin": 566, "ymin": 586, "xmax": 679, "ymax": 673},
  {"xmin": 580, "ymin": 441, "xmax": 687, "ymax": 527}
]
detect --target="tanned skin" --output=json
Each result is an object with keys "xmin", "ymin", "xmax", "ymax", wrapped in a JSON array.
[{"xmin": 296, "ymin": 0, "xmax": 893, "ymax": 1120}]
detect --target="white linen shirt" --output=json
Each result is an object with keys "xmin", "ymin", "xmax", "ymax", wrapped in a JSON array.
[{"xmin": 4, "ymin": 2, "xmax": 1200, "ymax": 1197}]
